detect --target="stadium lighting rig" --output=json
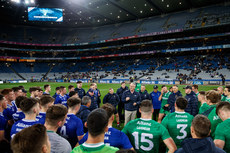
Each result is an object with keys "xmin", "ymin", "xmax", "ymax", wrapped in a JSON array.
[{"xmin": 11, "ymin": 0, "xmax": 35, "ymax": 4}]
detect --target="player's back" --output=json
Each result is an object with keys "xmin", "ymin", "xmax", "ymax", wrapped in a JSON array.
[
  {"xmin": 162, "ymin": 112, "xmax": 194, "ymax": 148},
  {"xmin": 122, "ymin": 118, "xmax": 171, "ymax": 153}
]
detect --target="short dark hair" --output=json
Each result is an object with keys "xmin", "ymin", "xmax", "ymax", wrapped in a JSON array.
[
  {"xmin": 46, "ymin": 104, "xmax": 68, "ymax": 127},
  {"xmin": 216, "ymin": 101, "xmax": 230, "ymax": 114},
  {"xmin": 116, "ymin": 149, "xmax": 136, "ymax": 153},
  {"xmin": 12, "ymin": 87, "xmax": 21, "ymax": 93},
  {"xmin": 192, "ymin": 85, "xmax": 198, "ymax": 89},
  {"xmin": 18, "ymin": 86, "xmax": 24, "ymax": 89},
  {"xmin": 140, "ymin": 100, "xmax": 153, "ymax": 113},
  {"xmin": 67, "ymin": 97, "xmax": 81, "ymax": 108},
  {"xmin": 225, "ymin": 86, "xmax": 230, "ymax": 92},
  {"xmin": 55, "ymin": 87, "xmax": 60, "ymax": 91},
  {"xmin": 206, "ymin": 90, "xmax": 221, "ymax": 104},
  {"xmin": 199, "ymin": 91, "xmax": 206, "ymax": 96},
  {"xmin": 82, "ymin": 96, "xmax": 91, "ymax": 105},
  {"xmin": 68, "ymin": 85, "xmax": 74, "ymax": 90},
  {"xmin": 11, "ymin": 124, "xmax": 48, "ymax": 153},
  {"xmin": 39, "ymin": 95, "xmax": 54, "ymax": 106},
  {"xmin": 44, "ymin": 84, "xmax": 50, "ymax": 90},
  {"xmin": 192, "ymin": 115, "xmax": 211, "ymax": 138},
  {"xmin": 0, "ymin": 94, "xmax": 4, "ymax": 101},
  {"xmin": 121, "ymin": 82, "xmax": 125, "ymax": 85},
  {"xmin": 20, "ymin": 98, "xmax": 38, "ymax": 113},
  {"xmin": 87, "ymin": 108, "xmax": 109, "ymax": 137},
  {"xmin": 29, "ymin": 87, "xmax": 39, "ymax": 93},
  {"xmin": 176, "ymin": 97, "xmax": 188, "ymax": 110},
  {"xmin": 101, "ymin": 103, "xmax": 115, "ymax": 118},
  {"xmin": 15, "ymin": 96, "xmax": 27, "ymax": 108},
  {"xmin": 1, "ymin": 89, "xmax": 13, "ymax": 96},
  {"xmin": 77, "ymin": 81, "xmax": 82, "ymax": 84},
  {"xmin": 59, "ymin": 86, "xmax": 66, "ymax": 91},
  {"xmin": 69, "ymin": 91, "xmax": 78, "ymax": 97},
  {"xmin": 161, "ymin": 85, "xmax": 166, "ymax": 88}
]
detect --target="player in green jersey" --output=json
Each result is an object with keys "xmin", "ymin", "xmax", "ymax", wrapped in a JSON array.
[
  {"xmin": 217, "ymin": 86, "xmax": 227, "ymax": 101},
  {"xmin": 122, "ymin": 100, "xmax": 177, "ymax": 153},
  {"xmin": 162, "ymin": 97, "xmax": 194, "ymax": 149},
  {"xmin": 223, "ymin": 86, "xmax": 230, "ymax": 102},
  {"xmin": 198, "ymin": 91, "xmax": 210, "ymax": 114},
  {"xmin": 214, "ymin": 102, "xmax": 230, "ymax": 153},
  {"xmin": 192, "ymin": 85, "xmax": 201, "ymax": 108},
  {"xmin": 135, "ymin": 80, "xmax": 141, "ymax": 92},
  {"xmin": 204, "ymin": 90, "xmax": 222, "ymax": 138},
  {"xmin": 71, "ymin": 109, "xmax": 118, "ymax": 153},
  {"xmin": 158, "ymin": 85, "xmax": 171, "ymax": 123}
]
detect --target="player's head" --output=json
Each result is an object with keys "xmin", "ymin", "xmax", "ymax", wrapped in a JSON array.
[
  {"xmin": 68, "ymin": 85, "xmax": 74, "ymax": 92},
  {"xmin": 82, "ymin": 96, "xmax": 91, "ymax": 107},
  {"xmin": 175, "ymin": 97, "xmax": 188, "ymax": 110},
  {"xmin": 39, "ymin": 95, "xmax": 54, "ymax": 110},
  {"xmin": 1, "ymin": 88, "xmax": 15, "ymax": 102},
  {"xmin": 77, "ymin": 81, "xmax": 82, "ymax": 88},
  {"xmin": 161, "ymin": 85, "xmax": 167, "ymax": 93},
  {"xmin": 121, "ymin": 82, "xmax": 126, "ymax": 88},
  {"xmin": 44, "ymin": 84, "xmax": 51, "ymax": 92},
  {"xmin": 184, "ymin": 85, "xmax": 192, "ymax": 94},
  {"xmin": 136, "ymin": 80, "xmax": 140, "ymax": 83},
  {"xmin": 86, "ymin": 108, "xmax": 109, "ymax": 138},
  {"xmin": 139, "ymin": 100, "xmax": 153, "ymax": 116},
  {"xmin": 101, "ymin": 103, "xmax": 115, "ymax": 122},
  {"xmin": 55, "ymin": 87, "xmax": 60, "ymax": 94},
  {"xmin": 15, "ymin": 96, "xmax": 27, "ymax": 109},
  {"xmin": 20, "ymin": 98, "xmax": 40, "ymax": 116},
  {"xmin": 29, "ymin": 87, "xmax": 39, "ymax": 97},
  {"xmin": 141, "ymin": 85, "xmax": 146, "ymax": 92},
  {"xmin": 198, "ymin": 91, "xmax": 206, "ymax": 102},
  {"xmin": 59, "ymin": 86, "xmax": 67, "ymax": 95},
  {"xmin": 172, "ymin": 85, "xmax": 178, "ymax": 93},
  {"xmin": 67, "ymin": 97, "xmax": 81, "ymax": 113},
  {"xmin": 109, "ymin": 88, "xmax": 114, "ymax": 94},
  {"xmin": 0, "ymin": 94, "xmax": 7, "ymax": 110},
  {"xmin": 12, "ymin": 87, "xmax": 23, "ymax": 98},
  {"xmin": 206, "ymin": 90, "xmax": 221, "ymax": 105},
  {"xmin": 153, "ymin": 85, "xmax": 158, "ymax": 92},
  {"xmin": 192, "ymin": 85, "xmax": 198, "ymax": 92},
  {"xmin": 45, "ymin": 104, "xmax": 68, "ymax": 128},
  {"xmin": 169, "ymin": 86, "xmax": 173, "ymax": 92},
  {"xmin": 217, "ymin": 86, "xmax": 224, "ymax": 95},
  {"xmin": 216, "ymin": 102, "xmax": 230, "ymax": 121},
  {"xmin": 11, "ymin": 124, "xmax": 51, "ymax": 153},
  {"xmin": 224, "ymin": 86, "xmax": 230, "ymax": 97},
  {"xmin": 69, "ymin": 91, "xmax": 79, "ymax": 98},
  {"xmin": 191, "ymin": 115, "xmax": 211, "ymax": 138},
  {"xmin": 130, "ymin": 83, "xmax": 136, "ymax": 91},
  {"xmin": 94, "ymin": 83, "xmax": 98, "ymax": 89},
  {"xmin": 37, "ymin": 87, "xmax": 43, "ymax": 98}
]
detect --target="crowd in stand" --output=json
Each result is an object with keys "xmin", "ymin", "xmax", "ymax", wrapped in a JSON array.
[{"xmin": 0, "ymin": 81, "xmax": 230, "ymax": 153}]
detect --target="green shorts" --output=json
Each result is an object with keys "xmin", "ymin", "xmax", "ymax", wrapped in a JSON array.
[{"xmin": 159, "ymin": 107, "xmax": 169, "ymax": 114}]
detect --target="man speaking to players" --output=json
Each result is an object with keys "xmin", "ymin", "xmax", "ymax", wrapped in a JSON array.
[
  {"xmin": 122, "ymin": 100, "xmax": 177, "ymax": 153},
  {"xmin": 122, "ymin": 83, "xmax": 141, "ymax": 125},
  {"xmin": 117, "ymin": 82, "xmax": 128, "ymax": 123}
]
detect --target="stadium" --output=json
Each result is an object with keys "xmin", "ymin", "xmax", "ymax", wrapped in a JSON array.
[{"xmin": 0, "ymin": 0, "xmax": 230, "ymax": 153}]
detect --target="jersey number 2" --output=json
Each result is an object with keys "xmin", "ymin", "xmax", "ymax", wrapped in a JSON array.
[{"xmin": 132, "ymin": 132, "xmax": 154, "ymax": 151}]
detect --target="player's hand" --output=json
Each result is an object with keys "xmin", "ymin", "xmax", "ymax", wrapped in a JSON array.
[
  {"xmin": 126, "ymin": 97, "xmax": 130, "ymax": 101},
  {"xmin": 164, "ymin": 104, "xmax": 169, "ymax": 107},
  {"xmin": 133, "ymin": 103, "xmax": 137, "ymax": 106},
  {"xmin": 161, "ymin": 88, "xmax": 164, "ymax": 94}
]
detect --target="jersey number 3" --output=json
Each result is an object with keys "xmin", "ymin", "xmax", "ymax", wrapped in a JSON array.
[
  {"xmin": 132, "ymin": 132, "xmax": 154, "ymax": 151},
  {"xmin": 176, "ymin": 124, "xmax": 187, "ymax": 139}
]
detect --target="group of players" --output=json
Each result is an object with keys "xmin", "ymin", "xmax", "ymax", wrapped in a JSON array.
[{"xmin": 0, "ymin": 81, "xmax": 230, "ymax": 153}]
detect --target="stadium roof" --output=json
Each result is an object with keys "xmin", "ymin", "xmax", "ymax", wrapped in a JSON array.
[{"xmin": 0, "ymin": 0, "xmax": 228, "ymax": 28}]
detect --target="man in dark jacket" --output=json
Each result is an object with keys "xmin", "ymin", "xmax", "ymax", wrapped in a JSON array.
[
  {"xmin": 175, "ymin": 114, "xmax": 225, "ymax": 153},
  {"xmin": 168, "ymin": 85, "xmax": 182, "ymax": 113},
  {"xmin": 74, "ymin": 81, "xmax": 86, "ymax": 99},
  {"xmin": 150, "ymin": 85, "xmax": 161, "ymax": 121},
  {"xmin": 116, "ymin": 82, "xmax": 129, "ymax": 122},
  {"xmin": 184, "ymin": 85, "xmax": 199, "ymax": 116},
  {"xmin": 76, "ymin": 96, "xmax": 91, "ymax": 133},
  {"xmin": 138, "ymin": 85, "xmax": 151, "ymax": 118},
  {"xmin": 86, "ymin": 88, "xmax": 98, "ymax": 111},
  {"xmin": 122, "ymin": 83, "xmax": 141, "ymax": 125},
  {"xmin": 103, "ymin": 88, "xmax": 120, "ymax": 127}
]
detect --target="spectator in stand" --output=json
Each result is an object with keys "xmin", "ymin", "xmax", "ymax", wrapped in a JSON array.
[
  {"xmin": 43, "ymin": 84, "xmax": 51, "ymax": 95},
  {"xmin": 11, "ymin": 124, "xmax": 51, "ymax": 153},
  {"xmin": 175, "ymin": 115, "xmax": 225, "ymax": 153},
  {"xmin": 75, "ymin": 81, "xmax": 86, "ymax": 99},
  {"xmin": 138, "ymin": 85, "xmax": 151, "ymax": 118},
  {"xmin": 76, "ymin": 96, "xmax": 91, "ymax": 133},
  {"xmin": 150, "ymin": 85, "xmax": 161, "ymax": 121},
  {"xmin": 116, "ymin": 82, "xmax": 128, "ymax": 123},
  {"xmin": 122, "ymin": 83, "xmax": 141, "ymax": 125},
  {"xmin": 184, "ymin": 86, "xmax": 199, "ymax": 116},
  {"xmin": 168, "ymin": 85, "xmax": 182, "ymax": 113},
  {"xmin": 103, "ymin": 88, "xmax": 120, "ymax": 127},
  {"xmin": 53, "ymin": 87, "xmax": 60, "ymax": 99}
]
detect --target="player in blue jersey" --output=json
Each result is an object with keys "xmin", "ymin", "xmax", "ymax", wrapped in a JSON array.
[
  {"xmin": 58, "ymin": 97, "xmax": 84, "ymax": 148},
  {"xmin": 79, "ymin": 103, "xmax": 133, "ymax": 150},
  {"xmin": 54, "ymin": 86, "xmax": 68, "ymax": 106},
  {"xmin": 67, "ymin": 85, "xmax": 75, "ymax": 99},
  {"xmin": 75, "ymin": 81, "xmax": 86, "ymax": 99},
  {"xmin": 12, "ymin": 96, "xmax": 26, "ymax": 122},
  {"xmin": 36, "ymin": 95, "xmax": 54, "ymax": 125},
  {"xmin": 0, "ymin": 94, "xmax": 7, "ymax": 141},
  {"xmin": 43, "ymin": 84, "xmax": 51, "ymax": 95},
  {"xmin": 29, "ymin": 87, "xmax": 40, "ymax": 98},
  {"xmin": 11, "ymin": 98, "xmax": 40, "ymax": 138},
  {"xmin": 53, "ymin": 87, "xmax": 60, "ymax": 99}
]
